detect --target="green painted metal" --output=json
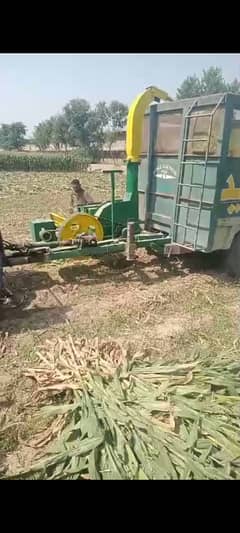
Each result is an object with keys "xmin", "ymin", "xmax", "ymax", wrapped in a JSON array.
[
  {"xmin": 77, "ymin": 204, "xmax": 101, "ymax": 216},
  {"xmin": 208, "ymin": 97, "xmax": 240, "ymax": 251},
  {"xmin": 48, "ymin": 242, "xmax": 126, "ymax": 261},
  {"xmin": 31, "ymin": 159, "xmax": 141, "ymax": 245},
  {"xmin": 124, "ymin": 161, "xmax": 139, "ymax": 221},
  {"xmin": 173, "ymin": 94, "xmax": 226, "ymax": 250},
  {"xmin": 145, "ymin": 102, "xmax": 158, "ymax": 230},
  {"xmin": 139, "ymin": 156, "xmax": 179, "ymax": 233},
  {"xmin": 111, "ymin": 172, "xmax": 115, "ymax": 239},
  {"xmin": 45, "ymin": 234, "xmax": 170, "ymax": 262},
  {"xmin": 102, "ymin": 169, "xmax": 124, "ymax": 239},
  {"xmin": 139, "ymin": 92, "xmax": 240, "ymax": 253},
  {"xmin": 94, "ymin": 163, "xmax": 140, "ymax": 238},
  {"xmin": 34, "ymin": 232, "xmax": 168, "ymax": 247},
  {"xmin": 30, "ymin": 219, "xmax": 56, "ymax": 242}
]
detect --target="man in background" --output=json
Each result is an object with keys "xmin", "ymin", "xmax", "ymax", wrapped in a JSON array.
[{"xmin": 70, "ymin": 179, "xmax": 95, "ymax": 213}]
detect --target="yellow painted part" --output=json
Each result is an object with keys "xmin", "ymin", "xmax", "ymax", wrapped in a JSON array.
[
  {"xmin": 50, "ymin": 212, "xmax": 66, "ymax": 227},
  {"xmin": 220, "ymin": 175, "xmax": 240, "ymax": 201},
  {"xmin": 58, "ymin": 213, "xmax": 104, "ymax": 241},
  {"xmin": 227, "ymin": 203, "xmax": 240, "ymax": 215},
  {"xmin": 126, "ymin": 86, "xmax": 172, "ymax": 162}
]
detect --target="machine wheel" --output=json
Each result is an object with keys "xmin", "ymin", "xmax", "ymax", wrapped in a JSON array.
[
  {"xmin": 58, "ymin": 213, "xmax": 104, "ymax": 242},
  {"xmin": 225, "ymin": 232, "xmax": 240, "ymax": 278}
]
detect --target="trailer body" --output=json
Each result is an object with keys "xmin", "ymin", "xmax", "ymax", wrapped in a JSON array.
[{"xmin": 138, "ymin": 92, "xmax": 240, "ymax": 253}]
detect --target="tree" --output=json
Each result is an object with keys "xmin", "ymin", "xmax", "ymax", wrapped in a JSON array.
[
  {"xmin": 200, "ymin": 67, "xmax": 227, "ymax": 95},
  {"xmin": 176, "ymin": 75, "xmax": 203, "ymax": 99},
  {"xmin": 33, "ymin": 119, "xmax": 53, "ymax": 150},
  {"xmin": 63, "ymin": 99, "xmax": 112, "ymax": 158},
  {"xmin": 176, "ymin": 66, "xmax": 240, "ymax": 99},
  {"xmin": 103, "ymin": 101, "xmax": 128, "ymax": 160},
  {"xmin": 63, "ymin": 99, "xmax": 90, "ymax": 147},
  {"xmin": 94, "ymin": 101, "xmax": 109, "ymax": 128},
  {"xmin": 0, "ymin": 122, "xmax": 26, "ymax": 150},
  {"xmin": 108, "ymin": 101, "xmax": 128, "ymax": 130},
  {"xmin": 51, "ymin": 114, "xmax": 70, "ymax": 151},
  {"xmin": 227, "ymin": 78, "xmax": 240, "ymax": 93},
  {"xmin": 84, "ymin": 111, "xmax": 106, "ymax": 160},
  {"xmin": 32, "ymin": 97, "xmax": 128, "ymax": 160}
]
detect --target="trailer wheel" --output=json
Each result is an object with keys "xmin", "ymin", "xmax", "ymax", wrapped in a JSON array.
[{"xmin": 226, "ymin": 232, "xmax": 240, "ymax": 277}]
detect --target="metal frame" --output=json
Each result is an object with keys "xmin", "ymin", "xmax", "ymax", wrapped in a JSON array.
[
  {"xmin": 172, "ymin": 94, "xmax": 226, "ymax": 250},
  {"xmin": 146, "ymin": 93, "xmax": 240, "ymax": 116},
  {"xmin": 207, "ymin": 94, "xmax": 235, "ymax": 251},
  {"xmin": 145, "ymin": 101, "xmax": 159, "ymax": 230},
  {"xmin": 6, "ymin": 232, "xmax": 171, "ymax": 266},
  {"xmin": 138, "ymin": 92, "xmax": 240, "ymax": 254}
]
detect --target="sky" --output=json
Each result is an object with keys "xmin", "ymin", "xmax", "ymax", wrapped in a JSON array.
[{"xmin": 0, "ymin": 53, "xmax": 240, "ymax": 136}]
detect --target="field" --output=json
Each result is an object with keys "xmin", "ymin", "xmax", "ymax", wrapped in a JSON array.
[{"xmin": 1, "ymin": 169, "xmax": 240, "ymax": 475}]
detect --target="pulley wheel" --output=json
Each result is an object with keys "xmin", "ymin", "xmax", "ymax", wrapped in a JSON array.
[{"xmin": 58, "ymin": 213, "xmax": 104, "ymax": 241}]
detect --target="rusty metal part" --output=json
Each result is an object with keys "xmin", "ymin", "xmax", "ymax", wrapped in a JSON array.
[
  {"xmin": 126, "ymin": 221, "xmax": 136, "ymax": 261},
  {"xmin": 56, "ymin": 236, "xmax": 97, "ymax": 247},
  {"xmin": 164, "ymin": 243, "xmax": 193, "ymax": 257}
]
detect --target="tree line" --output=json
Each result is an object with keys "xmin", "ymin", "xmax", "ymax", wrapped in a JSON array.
[
  {"xmin": 0, "ymin": 67, "xmax": 239, "ymax": 153},
  {"xmin": 0, "ymin": 99, "xmax": 128, "ymax": 157}
]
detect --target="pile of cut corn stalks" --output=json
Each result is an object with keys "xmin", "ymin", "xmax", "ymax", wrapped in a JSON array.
[{"xmin": 6, "ymin": 336, "xmax": 240, "ymax": 480}]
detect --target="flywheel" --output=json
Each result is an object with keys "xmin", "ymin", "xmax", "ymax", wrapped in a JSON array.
[{"xmin": 58, "ymin": 213, "xmax": 104, "ymax": 241}]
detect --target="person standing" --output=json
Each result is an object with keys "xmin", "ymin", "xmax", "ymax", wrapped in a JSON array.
[{"xmin": 70, "ymin": 179, "xmax": 95, "ymax": 213}]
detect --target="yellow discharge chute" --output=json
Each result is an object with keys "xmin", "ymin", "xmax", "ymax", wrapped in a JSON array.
[{"xmin": 126, "ymin": 86, "xmax": 172, "ymax": 163}]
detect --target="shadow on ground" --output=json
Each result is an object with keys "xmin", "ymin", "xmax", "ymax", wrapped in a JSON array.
[
  {"xmin": 59, "ymin": 251, "xmax": 233, "ymax": 286},
  {"xmin": 0, "ymin": 251, "xmax": 237, "ymax": 336},
  {"xmin": 0, "ymin": 270, "xmax": 71, "ymax": 334}
]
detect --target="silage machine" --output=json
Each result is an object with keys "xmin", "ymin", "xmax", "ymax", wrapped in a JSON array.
[{"xmin": 3, "ymin": 86, "xmax": 240, "ymax": 277}]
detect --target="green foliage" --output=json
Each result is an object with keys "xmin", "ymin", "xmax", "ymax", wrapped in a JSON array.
[
  {"xmin": 31, "ymin": 99, "xmax": 128, "ymax": 159},
  {"xmin": 94, "ymin": 101, "xmax": 109, "ymax": 128},
  {"xmin": 0, "ymin": 97, "xmax": 128, "ymax": 160},
  {"xmin": 33, "ymin": 119, "xmax": 53, "ymax": 150},
  {"xmin": 107, "ymin": 101, "xmax": 128, "ymax": 130},
  {"xmin": 51, "ymin": 114, "xmax": 70, "ymax": 150},
  {"xmin": 0, "ymin": 98, "xmax": 128, "ymax": 160},
  {"xmin": 0, "ymin": 122, "xmax": 26, "ymax": 150},
  {"xmin": 62, "ymin": 99, "xmax": 105, "ymax": 157},
  {"xmin": 105, "ymin": 130, "xmax": 121, "ymax": 156},
  {"xmin": 8, "ymin": 354, "xmax": 240, "ymax": 480},
  {"xmin": 176, "ymin": 75, "xmax": 203, "ymax": 99},
  {"xmin": 71, "ymin": 146, "xmax": 91, "ymax": 160},
  {"xmin": 0, "ymin": 151, "xmax": 89, "ymax": 172},
  {"xmin": 227, "ymin": 78, "xmax": 240, "ymax": 93},
  {"xmin": 63, "ymin": 99, "xmax": 91, "ymax": 148},
  {"xmin": 200, "ymin": 67, "xmax": 227, "ymax": 95},
  {"xmin": 177, "ymin": 66, "xmax": 240, "ymax": 99}
]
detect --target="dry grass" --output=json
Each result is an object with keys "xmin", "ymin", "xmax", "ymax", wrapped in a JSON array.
[{"xmin": 1, "ymin": 169, "xmax": 240, "ymax": 475}]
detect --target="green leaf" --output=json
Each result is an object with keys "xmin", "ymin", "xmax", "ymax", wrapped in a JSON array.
[
  {"xmin": 137, "ymin": 468, "xmax": 149, "ymax": 480},
  {"xmin": 88, "ymin": 450, "xmax": 101, "ymax": 480},
  {"xmin": 186, "ymin": 421, "xmax": 199, "ymax": 450}
]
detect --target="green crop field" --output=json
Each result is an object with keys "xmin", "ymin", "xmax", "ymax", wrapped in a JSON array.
[{"xmin": 0, "ymin": 151, "xmax": 89, "ymax": 172}]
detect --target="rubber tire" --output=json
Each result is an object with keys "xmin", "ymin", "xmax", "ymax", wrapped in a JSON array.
[{"xmin": 225, "ymin": 232, "xmax": 240, "ymax": 278}]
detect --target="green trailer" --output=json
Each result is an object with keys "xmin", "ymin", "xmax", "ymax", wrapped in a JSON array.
[
  {"xmin": 4, "ymin": 88, "xmax": 240, "ymax": 276},
  {"xmin": 139, "ymin": 92, "xmax": 240, "ymax": 258}
]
